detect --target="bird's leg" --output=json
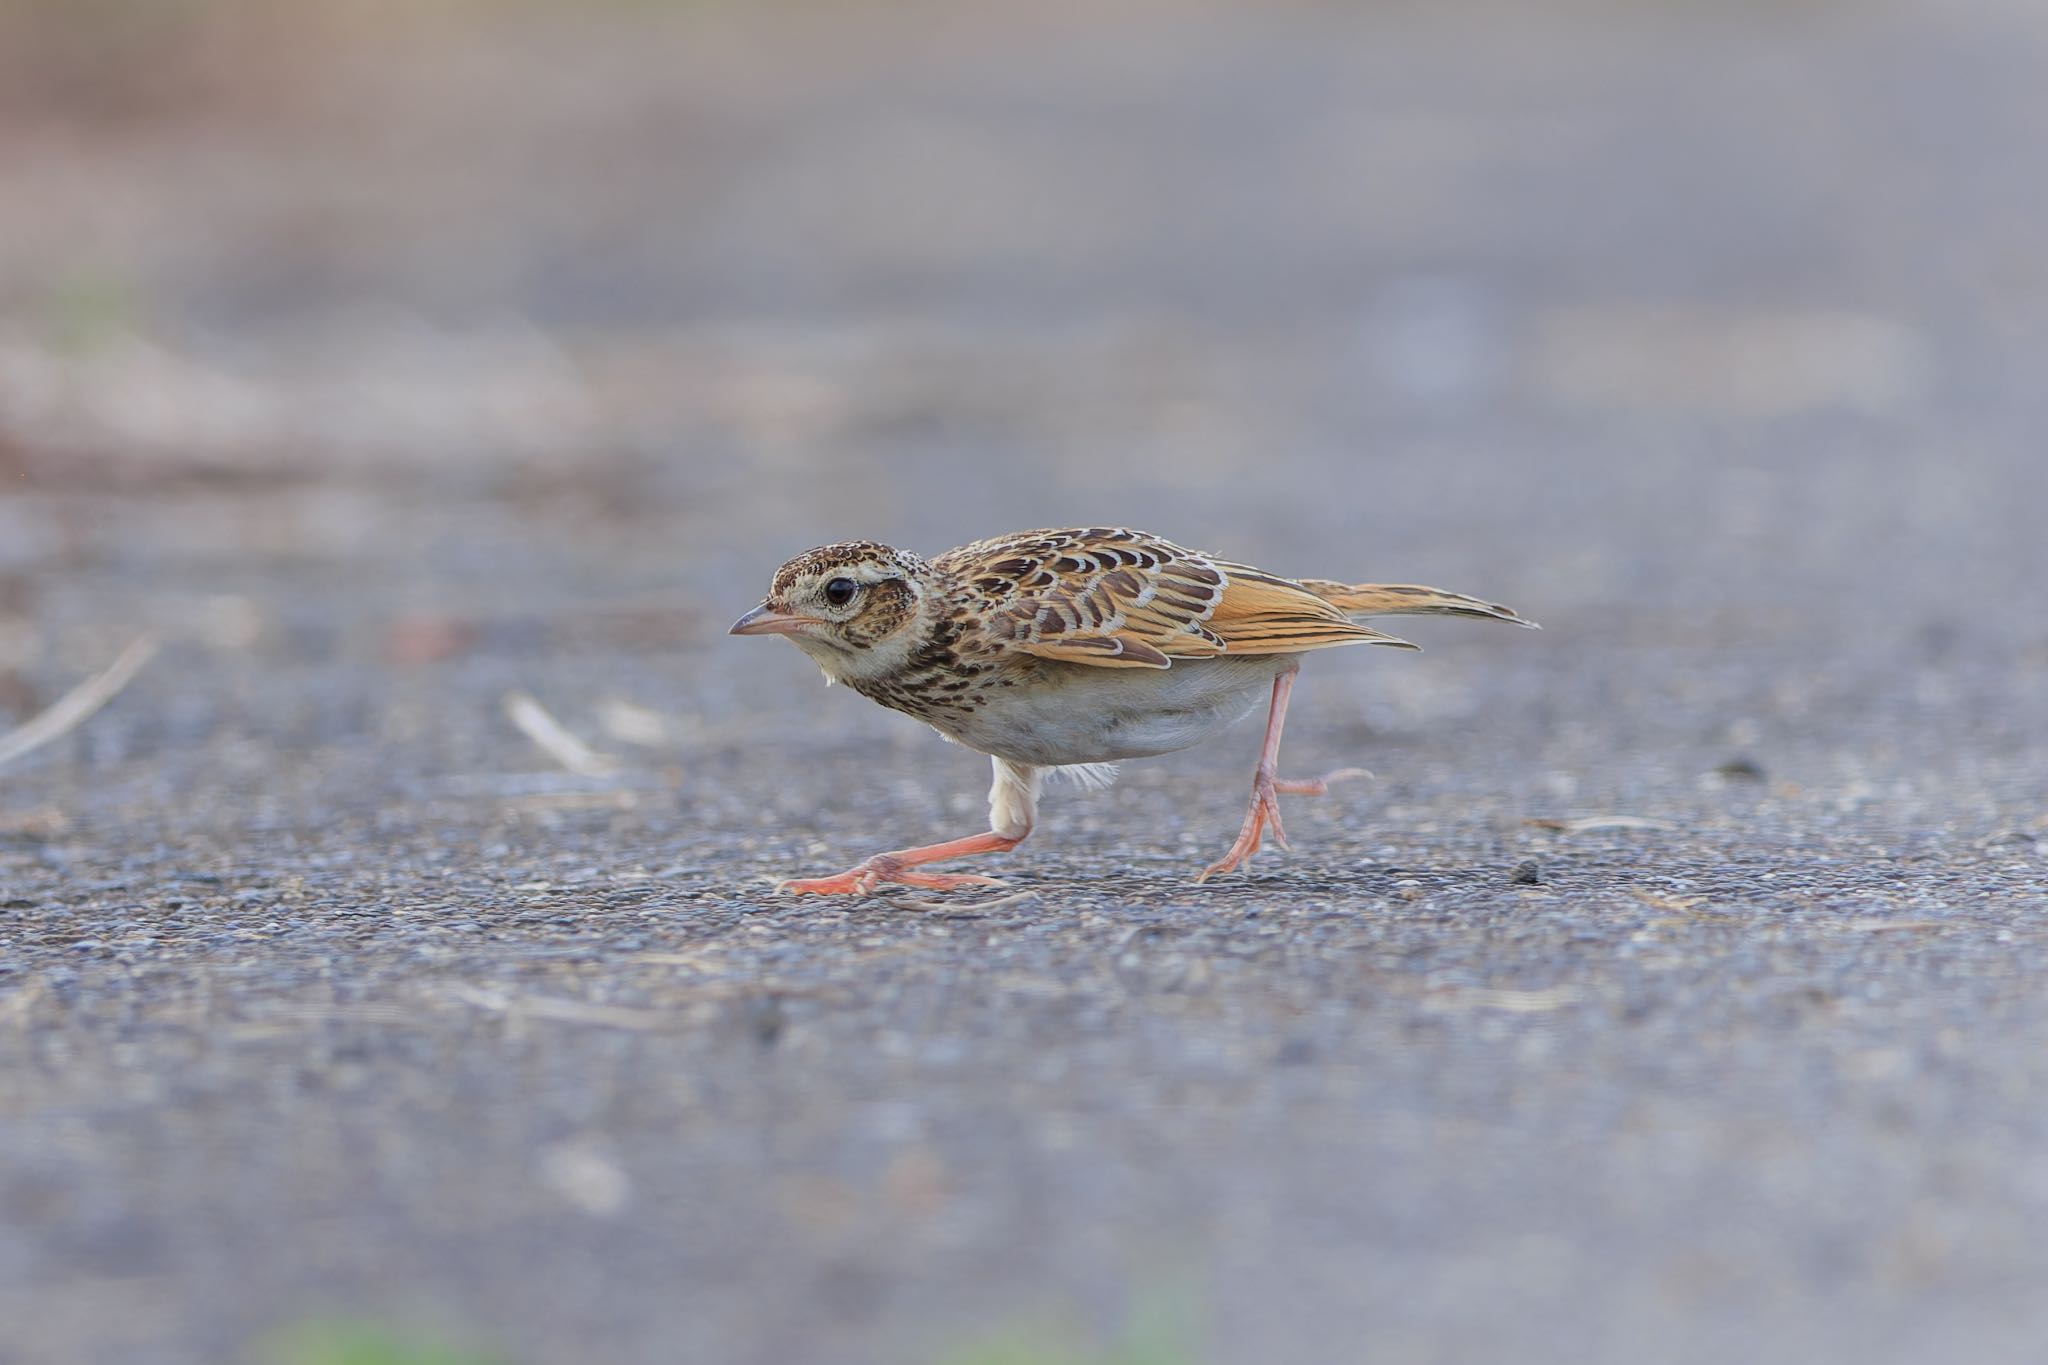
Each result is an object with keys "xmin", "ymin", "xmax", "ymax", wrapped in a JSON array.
[
  {"xmin": 776, "ymin": 830, "xmax": 1022, "ymax": 895},
  {"xmin": 778, "ymin": 757, "xmax": 1043, "ymax": 898},
  {"xmin": 1197, "ymin": 665, "xmax": 1359, "ymax": 881}
]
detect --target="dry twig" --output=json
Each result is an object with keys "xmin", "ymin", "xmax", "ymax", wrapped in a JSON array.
[
  {"xmin": 0, "ymin": 634, "xmax": 158, "ymax": 774},
  {"xmin": 1423, "ymin": 985, "xmax": 1582, "ymax": 1013},
  {"xmin": 1525, "ymin": 815, "xmax": 1678, "ymax": 834},
  {"xmin": 502, "ymin": 690, "xmax": 621, "ymax": 777},
  {"xmin": 441, "ymin": 983, "xmax": 673, "ymax": 1030},
  {"xmin": 879, "ymin": 888, "xmax": 1040, "ymax": 914}
]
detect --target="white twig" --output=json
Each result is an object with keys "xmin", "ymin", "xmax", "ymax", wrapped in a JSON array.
[
  {"xmin": 0, "ymin": 634, "xmax": 158, "ymax": 774},
  {"xmin": 1423, "ymin": 986, "xmax": 1582, "ymax": 1013},
  {"xmin": 879, "ymin": 888, "xmax": 1040, "ymax": 914},
  {"xmin": 441, "ymin": 983, "xmax": 671, "ymax": 1030},
  {"xmin": 502, "ymin": 690, "xmax": 620, "ymax": 776},
  {"xmin": 1525, "ymin": 815, "xmax": 1678, "ymax": 834},
  {"xmin": 596, "ymin": 697, "xmax": 675, "ymax": 747}
]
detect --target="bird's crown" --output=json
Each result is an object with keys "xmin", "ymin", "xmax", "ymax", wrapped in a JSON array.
[{"xmin": 767, "ymin": 541, "xmax": 930, "ymax": 599}]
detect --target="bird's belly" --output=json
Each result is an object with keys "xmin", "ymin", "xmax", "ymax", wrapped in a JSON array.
[{"xmin": 941, "ymin": 654, "xmax": 1296, "ymax": 766}]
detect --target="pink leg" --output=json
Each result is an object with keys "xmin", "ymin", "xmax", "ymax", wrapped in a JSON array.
[
  {"xmin": 778, "ymin": 830, "xmax": 1022, "ymax": 896},
  {"xmin": 1196, "ymin": 665, "xmax": 1360, "ymax": 881}
]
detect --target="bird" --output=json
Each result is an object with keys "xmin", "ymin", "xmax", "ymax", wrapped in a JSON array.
[{"xmin": 729, "ymin": 527, "xmax": 1536, "ymax": 894}]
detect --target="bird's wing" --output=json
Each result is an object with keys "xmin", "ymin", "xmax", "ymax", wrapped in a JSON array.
[
  {"xmin": 1295, "ymin": 579, "xmax": 1536, "ymax": 628},
  {"xmin": 939, "ymin": 528, "xmax": 1417, "ymax": 670}
]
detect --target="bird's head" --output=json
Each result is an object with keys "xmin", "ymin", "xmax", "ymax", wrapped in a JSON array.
[{"xmin": 728, "ymin": 540, "xmax": 935, "ymax": 684}]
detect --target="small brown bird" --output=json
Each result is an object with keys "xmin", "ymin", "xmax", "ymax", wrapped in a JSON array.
[{"xmin": 730, "ymin": 527, "xmax": 1535, "ymax": 894}]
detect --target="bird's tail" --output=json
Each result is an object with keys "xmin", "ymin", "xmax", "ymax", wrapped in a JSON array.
[{"xmin": 1296, "ymin": 580, "xmax": 1539, "ymax": 629}]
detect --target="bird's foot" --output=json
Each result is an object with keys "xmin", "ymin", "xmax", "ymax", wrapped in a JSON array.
[
  {"xmin": 1196, "ymin": 770, "xmax": 1289, "ymax": 882},
  {"xmin": 777, "ymin": 853, "xmax": 1007, "ymax": 897},
  {"xmin": 1196, "ymin": 766, "xmax": 1365, "ymax": 881}
]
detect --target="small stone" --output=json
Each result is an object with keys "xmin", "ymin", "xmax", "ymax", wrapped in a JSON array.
[
  {"xmin": 1509, "ymin": 859, "xmax": 1543, "ymax": 886},
  {"xmin": 1714, "ymin": 756, "xmax": 1766, "ymax": 780}
]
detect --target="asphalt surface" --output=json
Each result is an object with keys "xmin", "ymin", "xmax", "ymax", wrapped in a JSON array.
[{"xmin": 2, "ymin": 2, "xmax": 2047, "ymax": 1362}]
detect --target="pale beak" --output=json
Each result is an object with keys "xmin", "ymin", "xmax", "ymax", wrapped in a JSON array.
[{"xmin": 728, "ymin": 604, "xmax": 825, "ymax": 637}]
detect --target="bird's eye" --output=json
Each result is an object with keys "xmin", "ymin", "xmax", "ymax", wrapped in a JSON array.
[{"xmin": 824, "ymin": 577, "xmax": 859, "ymax": 608}]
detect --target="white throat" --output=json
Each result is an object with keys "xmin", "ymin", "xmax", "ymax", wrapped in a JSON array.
[{"xmin": 788, "ymin": 609, "xmax": 927, "ymax": 686}]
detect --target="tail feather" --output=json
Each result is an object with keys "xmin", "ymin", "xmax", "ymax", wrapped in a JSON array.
[{"xmin": 1296, "ymin": 580, "xmax": 1539, "ymax": 629}]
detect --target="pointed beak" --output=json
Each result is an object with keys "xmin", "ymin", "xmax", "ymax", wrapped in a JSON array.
[{"xmin": 728, "ymin": 604, "xmax": 825, "ymax": 637}]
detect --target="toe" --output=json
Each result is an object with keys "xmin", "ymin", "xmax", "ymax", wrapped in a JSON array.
[
  {"xmin": 776, "ymin": 873, "xmax": 865, "ymax": 896},
  {"xmin": 777, "ymin": 864, "xmax": 1004, "ymax": 896},
  {"xmin": 1273, "ymin": 767, "xmax": 1371, "ymax": 795},
  {"xmin": 1196, "ymin": 841, "xmax": 1254, "ymax": 882},
  {"xmin": 1264, "ymin": 799, "xmax": 1291, "ymax": 850}
]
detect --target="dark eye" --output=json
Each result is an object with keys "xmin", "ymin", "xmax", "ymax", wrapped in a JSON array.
[{"xmin": 823, "ymin": 577, "xmax": 859, "ymax": 607}]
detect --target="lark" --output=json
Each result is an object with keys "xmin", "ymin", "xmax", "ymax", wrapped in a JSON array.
[{"xmin": 730, "ymin": 527, "xmax": 1536, "ymax": 894}]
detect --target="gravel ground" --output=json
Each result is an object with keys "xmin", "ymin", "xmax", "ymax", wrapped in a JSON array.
[{"xmin": 3, "ymin": 2, "xmax": 2047, "ymax": 1362}]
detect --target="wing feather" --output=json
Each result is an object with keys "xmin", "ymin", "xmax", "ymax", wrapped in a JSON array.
[{"xmin": 939, "ymin": 529, "xmax": 1418, "ymax": 670}]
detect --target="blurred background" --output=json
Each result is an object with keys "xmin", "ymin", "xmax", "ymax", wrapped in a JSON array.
[
  {"xmin": 3, "ymin": 0, "xmax": 2047, "ymax": 1362},
  {"xmin": 5, "ymin": 0, "xmax": 2044, "ymax": 773}
]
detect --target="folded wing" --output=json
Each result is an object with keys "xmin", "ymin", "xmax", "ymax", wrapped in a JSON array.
[{"xmin": 943, "ymin": 528, "xmax": 1418, "ymax": 670}]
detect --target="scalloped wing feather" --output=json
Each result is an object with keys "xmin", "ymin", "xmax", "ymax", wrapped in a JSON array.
[
  {"xmin": 943, "ymin": 528, "xmax": 1419, "ymax": 670},
  {"xmin": 1022, "ymin": 633, "xmax": 1176, "ymax": 668}
]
